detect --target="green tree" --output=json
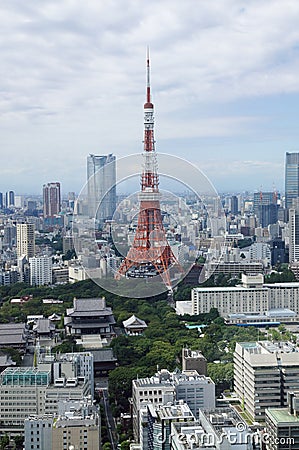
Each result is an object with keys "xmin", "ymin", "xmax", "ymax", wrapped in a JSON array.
[
  {"xmin": 121, "ymin": 441, "xmax": 130, "ymax": 450},
  {"xmin": 52, "ymin": 336, "xmax": 81, "ymax": 353},
  {"xmin": 109, "ymin": 366, "xmax": 149, "ymax": 413},
  {"xmin": 207, "ymin": 362, "xmax": 234, "ymax": 394},
  {"xmin": 144, "ymin": 340, "xmax": 177, "ymax": 370},
  {"xmin": 0, "ymin": 435, "xmax": 9, "ymax": 450},
  {"xmin": 14, "ymin": 435, "xmax": 24, "ymax": 450}
]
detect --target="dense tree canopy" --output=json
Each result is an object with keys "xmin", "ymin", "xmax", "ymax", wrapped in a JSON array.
[{"xmin": 0, "ymin": 278, "xmax": 267, "ymax": 417}]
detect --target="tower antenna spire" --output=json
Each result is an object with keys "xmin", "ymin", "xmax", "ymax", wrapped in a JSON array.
[{"xmin": 146, "ymin": 46, "xmax": 151, "ymax": 104}]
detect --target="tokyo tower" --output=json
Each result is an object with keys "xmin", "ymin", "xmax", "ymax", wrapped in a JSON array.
[{"xmin": 116, "ymin": 52, "xmax": 181, "ymax": 289}]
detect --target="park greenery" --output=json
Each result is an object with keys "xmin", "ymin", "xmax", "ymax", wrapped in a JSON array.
[{"xmin": 0, "ymin": 276, "xmax": 298, "ymax": 417}]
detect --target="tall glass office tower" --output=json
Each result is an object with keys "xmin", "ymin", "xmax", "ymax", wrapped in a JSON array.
[
  {"xmin": 87, "ymin": 154, "xmax": 116, "ymax": 224},
  {"xmin": 285, "ymin": 152, "xmax": 299, "ymax": 209}
]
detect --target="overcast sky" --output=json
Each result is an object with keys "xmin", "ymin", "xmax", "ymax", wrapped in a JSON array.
[{"xmin": 1, "ymin": 0, "xmax": 299, "ymax": 196}]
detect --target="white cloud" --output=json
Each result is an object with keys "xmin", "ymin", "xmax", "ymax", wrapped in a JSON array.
[{"xmin": 0, "ymin": 0, "xmax": 298, "ymax": 192}]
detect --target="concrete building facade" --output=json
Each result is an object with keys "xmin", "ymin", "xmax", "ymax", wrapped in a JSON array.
[
  {"xmin": 132, "ymin": 369, "xmax": 215, "ymax": 443},
  {"xmin": 234, "ymin": 341, "xmax": 299, "ymax": 421},
  {"xmin": 192, "ymin": 274, "xmax": 299, "ymax": 316},
  {"xmin": 0, "ymin": 352, "xmax": 94, "ymax": 435},
  {"xmin": 29, "ymin": 256, "xmax": 53, "ymax": 286},
  {"xmin": 182, "ymin": 348, "xmax": 207, "ymax": 375}
]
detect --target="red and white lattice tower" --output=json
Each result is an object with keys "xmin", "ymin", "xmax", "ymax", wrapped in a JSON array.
[{"xmin": 116, "ymin": 52, "xmax": 180, "ymax": 289}]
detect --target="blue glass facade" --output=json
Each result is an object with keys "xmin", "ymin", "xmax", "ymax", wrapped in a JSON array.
[
  {"xmin": 87, "ymin": 153, "xmax": 116, "ymax": 224},
  {"xmin": 285, "ymin": 152, "xmax": 299, "ymax": 209}
]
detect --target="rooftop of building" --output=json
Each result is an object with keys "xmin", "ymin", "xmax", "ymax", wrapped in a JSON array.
[
  {"xmin": 33, "ymin": 318, "xmax": 55, "ymax": 334},
  {"xmin": 171, "ymin": 408, "xmax": 249, "ymax": 446},
  {"xmin": 0, "ymin": 334, "xmax": 26, "ymax": 345},
  {"xmin": 46, "ymin": 377, "xmax": 88, "ymax": 391},
  {"xmin": 0, "ymin": 367, "xmax": 51, "ymax": 386},
  {"xmin": 53, "ymin": 416, "xmax": 99, "ymax": 428},
  {"xmin": 74, "ymin": 297, "xmax": 105, "ymax": 310},
  {"xmin": 193, "ymin": 280, "xmax": 299, "ymax": 292},
  {"xmin": 25, "ymin": 414, "xmax": 54, "ymax": 422},
  {"xmin": 92, "ymin": 348, "xmax": 117, "ymax": 362},
  {"xmin": 133, "ymin": 369, "xmax": 214, "ymax": 388},
  {"xmin": 227, "ymin": 309, "xmax": 297, "ymax": 320},
  {"xmin": 0, "ymin": 322, "xmax": 26, "ymax": 331},
  {"xmin": 151, "ymin": 401, "xmax": 194, "ymax": 419},
  {"xmin": 202, "ymin": 407, "xmax": 244, "ymax": 426},
  {"xmin": 183, "ymin": 350, "xmax": 206, "ymax": 360},
  {"xmin": 236, "ymin": 341, "xmax": 299, "ymax": 367},
  {"xmin": 266, "ymin": 408, "xmax": 299, "ymax": 425},
  {"xmin": 123, "ymin": 314, "xmax": 147, "ymax": 328},
  {"xmin": 66, "ymin": 297, "xmax": 114, "ymax": 317},
  {"xmin": 38, "ymin": 351, "xmax": 93, "ymax": 365},
  {"xmin": 199, "ymin": 407, "xmax": 248, "ymax": 440},
  {"xmin": 174, "ymin": 371, "xmax": 214, "ymax": 384},
  {"xmin": 238, "ymin": 341, "xmax": 299, "ymax": 354},
  {"xmin": 264, "ymin": 282, "xmax": 299, "ymax": 288},
  {"xmin": 171, "ymin": 420, "xmax": 202, "ymax": 435},
  {"xmin": 193, "ymin": 285, "xmax": 268, "ymax": 292}
]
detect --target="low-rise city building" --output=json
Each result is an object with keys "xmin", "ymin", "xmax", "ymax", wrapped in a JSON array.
[
  {"xmin": 191, "ymin": 274, "xmax": 299, "ymax": 316},
  {"xmin": 0, "ymin": 351, "xmax": 94, "ymax": 435},
  {"xmin": 24, "ymin": 398, "xmax": 100, "ymax": 450},
  {"xmin": 266, "ymin": 391, "xmax": 299, "ymax": 450},
  {"xmin": 132, "ymin": 369, "xmax": 215, "ymax": 442},
  {"xmin": 171, "ymin": 407, "xmax": 255, "ymax": 450}
]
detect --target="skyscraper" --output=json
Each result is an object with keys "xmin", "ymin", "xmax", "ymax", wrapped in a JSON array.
[
  {"xmin": 43, "ymin": 182, "xmax": 61, "ymax": 218},
  {"xmin": 230, "ymin": 195, "xmax": 238, "ymax": 215},
  {"xmin": 285, "ymin": 152, "xmax": 299, "ymax": 209},
  {"xmin": 253, "ymin": 191, "xmax": 278, "ymax": 227},
  {"xmin": 17, "ymin": 223, "xmax": 35, "ymax": 259},
  {"xmin": 86, "ymin": 154, "xmax": 116, "ymax": 223},
  {"xmin": 5, "ymin": 191, "xmax": 15, "ymax": 208},
  {"xmin": 289, "ymin": 200, "xmax": 299, "ymax": 263}
]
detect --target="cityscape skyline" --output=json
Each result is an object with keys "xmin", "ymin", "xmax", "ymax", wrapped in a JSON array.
[{"xmin": 1, "ymin": 1, "xmax": 299, "ymax": 194}]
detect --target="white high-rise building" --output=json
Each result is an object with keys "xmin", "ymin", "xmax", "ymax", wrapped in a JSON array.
[
  {"xmin": 289, "ymin": 206, "xmax": 299, "ymax": 263},
  {"xmin": 87, "ymin": 154, "xmax": 116, "ymax": 224},
  {"xmin": 29, "ymin": 256, "xmax": 52, "ymax": 286},
  {"xmin": 17, "ymin": 223, "xmax": 35, "ymax": 259}
]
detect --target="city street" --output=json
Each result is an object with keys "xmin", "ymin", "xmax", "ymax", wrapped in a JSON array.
[{"xmin": 102, "ymin": 387, "xmax": 118, "ymax": 450}]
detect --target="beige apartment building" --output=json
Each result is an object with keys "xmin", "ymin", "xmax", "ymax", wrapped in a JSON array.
[
  {"xmin": 17, "ymin": 222, "xmax": 35, "ymax": 259},
  {"xmin": 52, "ymin": 414, "xmax": 100, "ymax": 450}
]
